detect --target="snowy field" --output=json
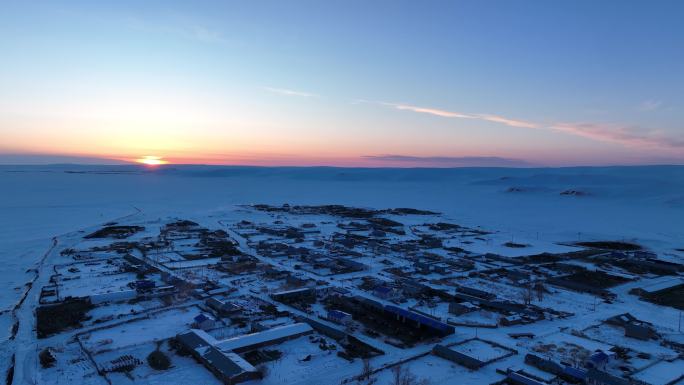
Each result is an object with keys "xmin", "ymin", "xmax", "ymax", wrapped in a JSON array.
[
  {"xmin": 1, "ymin": 164, "xmax": 684, "ymax": 384},
  {"xmin": 79, "ymin": 306, "xmax": 202, "ymax": 354},
  {"xmin": 2, "ymin": 164, "xmax": 683, "ymax": 313}
]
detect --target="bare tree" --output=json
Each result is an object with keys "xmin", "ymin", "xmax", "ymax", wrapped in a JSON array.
[
  {"xmin": 520, "ymin": 286, "xmax": 532, "ymax": 305},
  {"xmin": 358, "ymin": 358, "xmax": 376, "ymax": 385},
  {"xmin": 257, "ymin": 364, "xmax": 270, "ymax": 378},
  {"xmin": 390, "ymin": 364, "xmax": 430, "ymax": 385},
  {"xmin": 535, "ymin": 282, "xmax": 544, "ymax": 302}
]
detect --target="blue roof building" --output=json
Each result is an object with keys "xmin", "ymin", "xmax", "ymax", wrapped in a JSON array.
[{"xmin": 586, "ymin": 350, "xmax": 610, "ymax": 370}]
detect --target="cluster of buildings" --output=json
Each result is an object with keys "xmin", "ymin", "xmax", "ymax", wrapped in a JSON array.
[{"xmin": 34, "ymin": 205, "xmax": 684, "ymax": 385}]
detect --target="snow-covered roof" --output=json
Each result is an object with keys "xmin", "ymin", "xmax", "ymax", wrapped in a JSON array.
[
  {"xmin": 271, "ymin": 287, "xmax": 313, "ymax": 296},
  {"xmin": 216, "ymin": 323, "xmax": 313, "ymax": 352},
  {"xmin": 225, "ymin": 352, "xmax": 256, "ymax": 373},
  {"xmin": 194, "ymin": 313, "xmax": 214, "ymax": 323},
  {"xmin": 201, "ymin": 347, "xmax": 257, "ymax": 378},
  {"xmin": 176, "ymin": 328, "xmax": 217, "ymax": 350},
  {"xmin": 328, "ymin": 309, "xmax": 351, "ymax": 318},
  {"xmin": 641, "ymin": 278, "xmax": 684, "ymax": 293},
  {"xmin": 587, "ymin": 350, "xmax": 609, "ymax": 365}
]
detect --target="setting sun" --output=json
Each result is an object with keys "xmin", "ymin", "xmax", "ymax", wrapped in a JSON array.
[{"xmin": 136, "ymin": 156, "xmax": 168, "ymax": 166}]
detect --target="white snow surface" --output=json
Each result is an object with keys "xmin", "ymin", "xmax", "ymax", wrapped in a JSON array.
[
  {"xmin": 1, "ymin": 164, "xmax": 683, "ymax": 311},
  {"xmin": 1, "ymin": 164, "xmax": 684, "ymax": 385}
]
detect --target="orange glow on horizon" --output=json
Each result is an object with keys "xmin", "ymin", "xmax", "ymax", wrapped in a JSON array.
[{"xmin": 135, "ymin": 156, "xmax": 168, "ymax": 166}]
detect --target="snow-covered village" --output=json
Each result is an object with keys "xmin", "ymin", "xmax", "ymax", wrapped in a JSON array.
[{"xmin": 2, "ymin": 177, "xmax": 683, "ymax": 385}]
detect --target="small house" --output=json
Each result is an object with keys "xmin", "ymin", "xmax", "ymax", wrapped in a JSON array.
[
  {"xmin": 448, "ymin": 302, "xmax": 477, "ymax": 316},
  {"xmin": 193, "ymin": 313, "xmax": 216, "ymax": 330},
  {"xmin": 207, "ymin": 298, "xmax": 242, "ymax": 316},
  {"xmin": 133, "ymin": 279, "xmax": 156, "ymax": 292},
  {"xmin": 373, "ymin": 285, "xmax": 399, "ymax": 301},
  {"xmin": 327, "ymin": 310, "xmax": 352, "ymax": 325},
  {"xmin": 585, "ymin": 350, "xmax": 610, "ymax": 371}
]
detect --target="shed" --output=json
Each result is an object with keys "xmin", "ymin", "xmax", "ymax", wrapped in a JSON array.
[
  {"xmin": 327, "ymin": 310, "xmax": 352, "ymax": 325},
  {"xmin": 624, "ymin": 322, "xmax": 655, "ymax": 341},
  {"xmin": 585, "ymin": 350, "xmax": 610, "ymax": 370},
  {"xmin": 448, "ymin": 302, "xmax": 477, "ymax": 315}
]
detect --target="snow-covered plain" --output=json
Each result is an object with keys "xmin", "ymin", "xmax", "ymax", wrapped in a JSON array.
[
  {"xmin": 2, "ymin": 164, "xmax": 683, "ymax": 312},
  {"xmin": 1, "ymin": 164, "xmax": 684, "ymax": 384}
]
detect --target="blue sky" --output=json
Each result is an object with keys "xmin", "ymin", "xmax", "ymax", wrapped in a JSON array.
[{"xmin": 1, "ymin": 0, "xmax": 682, "ymax": 166}]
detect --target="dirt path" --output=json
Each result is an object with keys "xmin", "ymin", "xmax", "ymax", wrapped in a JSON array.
[{"xmin": 10, "ymin": 237, "xmax": 57, "ymax": 341}]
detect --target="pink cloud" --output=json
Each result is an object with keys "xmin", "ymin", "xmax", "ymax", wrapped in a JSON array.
[
  {"xmin": 372, "ymin": 100, "xmax": 682, "ymax": 151},
  {"xmin": 379, "ymin": 102, "xmax": 540, "ymax": 129},
  {"xmin": 475, "ymin": 114, "xmax": 540, "ymax": 129},
  {"xmin": 550, "ymin": 123, "xmax": 684, "ymax": 149},
  {"xmin": 387, "ymin": 103, "xmax": 474, "ymax": 119}
]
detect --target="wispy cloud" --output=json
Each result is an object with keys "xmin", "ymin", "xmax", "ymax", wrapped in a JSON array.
[
  {"xmin": 386, "ymin": 103, "xmax": 473, "ymax": 119},
  {"xmin": 124, "ymin": 17, "xmax": 228, "ymax": 44},
  {"xmin": 369, "ymin": 101, "xmax": 539, "ymax": 129},
  {"xmin": 638, "ymin": 99, "xmax": 662, "ymax": 112},
  {"xmin": 362, "ymin": 154, "xmax": 532, "ymax": 167},
  {"xmin": 476, "ymin": 114, "xmax": 540, "ymax": 129},
  {"xmin": 188, "ymin": 25, "xmax": 225, "ymax": 43},
  {"xmin": 263, "ymin": 87, "xmax": 318, "ymax": 98},
  {"xmin": 550, "ymin": 122, "xmax": 684, "ymax": 149},
  {"xmin": 0, "ymin": 153, "xmax": 130, "ymax": 165},
  {"xmin": 366, "ymin": 100, "xmax": 682, "ymax": 150}
]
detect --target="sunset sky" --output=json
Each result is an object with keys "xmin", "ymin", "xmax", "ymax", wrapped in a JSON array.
[{"xmin": 1, "ymin": 0, "xmax": 683, "ymax": 167}]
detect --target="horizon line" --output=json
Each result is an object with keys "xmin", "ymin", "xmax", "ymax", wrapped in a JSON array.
[{"xmin": 2, "ymin": 162, "xmax": 684, "ymax": 169}]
